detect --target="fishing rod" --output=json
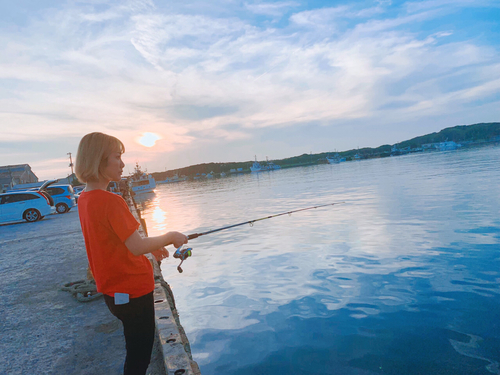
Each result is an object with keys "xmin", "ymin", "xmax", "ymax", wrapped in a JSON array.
[{"xmin": 173, "ymin": 201, "xmax": 344, "ymax": 272}]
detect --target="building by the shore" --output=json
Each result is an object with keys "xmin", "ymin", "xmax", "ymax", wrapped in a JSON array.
[
  {"xmin": 57, "ymin": 173, "xmax": 78, "ymax": 185},
  {"xmin": 4, "ymin": 173, "xmax": 81, "ymax": 193},
  {"xmin": 0, "ymin": 164, "xmax": 38, "ymax": 193}
]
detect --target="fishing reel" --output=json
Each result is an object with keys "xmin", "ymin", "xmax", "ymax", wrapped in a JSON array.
[{"xmin": 173, "ymin": 246, "xmax": 193, "ymax": 273}]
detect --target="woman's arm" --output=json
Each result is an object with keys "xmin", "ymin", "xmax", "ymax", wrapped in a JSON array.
[{"xmin": 124, "ymin": 230, "xmax": 188, "ymax": 256}]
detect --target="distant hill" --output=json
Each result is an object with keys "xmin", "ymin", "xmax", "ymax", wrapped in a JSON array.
[
  {"xmin": 395, "ymin": 122, "xmax": 500, "ymax": 149},
  {"xmin": 151, "ymin": 122, "xmax": 500, "ymax": 179}
]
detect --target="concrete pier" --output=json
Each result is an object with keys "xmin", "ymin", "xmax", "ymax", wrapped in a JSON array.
[{"xmin": 0, "ymin": 199, "xmax": 199, "ymax": 374}]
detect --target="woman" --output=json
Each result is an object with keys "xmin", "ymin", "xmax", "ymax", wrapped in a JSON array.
[{"xmin": 75, "ymin": 132, "xmax": 187, "ymax": 375}]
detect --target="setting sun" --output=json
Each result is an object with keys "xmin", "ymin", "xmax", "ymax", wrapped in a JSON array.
[{"xmin": 138, "ymin": 132, "xmax": 161, "ymax": 147}]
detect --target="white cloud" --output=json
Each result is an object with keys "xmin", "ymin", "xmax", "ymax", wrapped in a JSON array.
[
  {"xmin": 290, "ymin": 6, "xmax": 350, "ymax": 26},
  {"xmin": 405, "ymin": 0, "xmax": 498, "ymax": 14},
  {"xmin": 245, "ymin": 1, "xmax": 300, "ymax": 17}
]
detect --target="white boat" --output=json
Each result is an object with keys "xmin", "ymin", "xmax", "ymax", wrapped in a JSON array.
[
  {"xmin": 267, "ymin": 161, "xmax": 281, "ymax": 170},
  {"xmin": 438, "ymin": 141, "xmax": 461, "ymax": 151},
  {"xmin": 250, "ymin": 162, "xmax": 262, "ymax": 172},
  {"xmin": 129, "ymin": 163, "xmax": 156, "ymax": 194},
  {"xmin": 157, "ymin": 174, "xmax": 187, "ymax": 184},
  {"xmin": 251, "ymin": 156, "xmax": 281, "ymax": 172},
  {"xmin": 250, "ymin": 156, "xmax": 263, "ymax": 172},
  {"xmin": 326, "ymin": 154, "xmax": 340, "ymax": 164},
  {"xmin": 327, "ymin": 152, "xmax": 346, "ymax": 163}
]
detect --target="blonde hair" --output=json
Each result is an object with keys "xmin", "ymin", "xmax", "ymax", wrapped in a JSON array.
[{"xmin": 75, "ymin": 132, "xmax": 125, "ymax": 183}]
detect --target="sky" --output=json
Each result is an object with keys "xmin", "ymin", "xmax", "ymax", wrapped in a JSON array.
[{"xmin": 1, "ymin": 0, "xmax": 499, "ymax": 180}]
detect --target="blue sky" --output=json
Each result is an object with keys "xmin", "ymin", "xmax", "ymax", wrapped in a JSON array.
[{"xmin": 1, "ymin": 0, "xmax": 499, "ymax": 179}]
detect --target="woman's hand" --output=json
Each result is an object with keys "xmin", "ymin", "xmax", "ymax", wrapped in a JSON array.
[
  {"xmin": 168, "ymin": 231, "xmax": 188, "ymax": 248},
  {"xmin": 152, "ymin": 247, "xmax": 169, "ymax": 261}
]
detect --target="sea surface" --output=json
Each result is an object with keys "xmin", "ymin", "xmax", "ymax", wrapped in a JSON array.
[{"xmin": 135, "ymin": 145, "xmax": 500, "ymax": 375}]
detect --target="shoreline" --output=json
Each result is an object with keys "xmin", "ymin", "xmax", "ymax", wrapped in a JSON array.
[{"xmin": 152, "ymin": 134, "xmax": 500, "ymax": 181}]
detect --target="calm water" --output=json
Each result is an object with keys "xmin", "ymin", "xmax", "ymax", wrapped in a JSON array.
[{"xmin": 136, "ymin": 145, "xmax": 500, "ymax": 375}]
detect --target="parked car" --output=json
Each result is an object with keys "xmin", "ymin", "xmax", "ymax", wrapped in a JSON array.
[
  {"xmin": 73, "ymin": 185, "xmax": 85, "ymax": 203},
  {"xmin": 73, "ymin": 186, "xmax": 85, "ymax": 194},
  {"xmin": 0, "ymin": 190, "xmax": 55, "ymax": 223},
  {"xmin": 43, "ymin": 184, "xmax": 77, "ymax": 214}
]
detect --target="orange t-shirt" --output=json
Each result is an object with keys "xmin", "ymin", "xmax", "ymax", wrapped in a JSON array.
[{"xmin": 78, "ymin": 189, "xmax": 154, "ymax": 298}]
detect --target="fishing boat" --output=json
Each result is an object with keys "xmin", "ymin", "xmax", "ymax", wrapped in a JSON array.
[
  {"xmin": 266, "ymin": 161, "xmax": 281, "ymax": 170},
  {"xmin": 326, "ymin": 154, "xmax": 341, "ymax": 164},
  {"xmin": 129, "ymin": 163, "xmax": 156, "ymax": 194},
  {"xmin": 157, "ymin": 174, "xmax": 187, "ymax": 184},
  {"xmin": 438, "ymin": 141, "xmax": 461, "ymax": 151},
  {"xmin": 251, "ymin": 156, "xmax": 281, "ymax": 172},
  {"xmin": 250, "ymin": 156, "xmax": 263, "ymax": 172}
]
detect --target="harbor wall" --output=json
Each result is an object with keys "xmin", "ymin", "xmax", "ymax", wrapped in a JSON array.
[{"xmin": 127, "ymin": 195, "xmax": 201, "ymax": 375}]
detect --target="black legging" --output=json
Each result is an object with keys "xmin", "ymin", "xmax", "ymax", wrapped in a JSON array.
[{"xmin": 104, "ymin": 292, "xmax": 155, "ymax": 375}]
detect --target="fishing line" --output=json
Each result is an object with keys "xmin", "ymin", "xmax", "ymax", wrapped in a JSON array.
[{"xmin": 173, "ymin": 201, "xmax": 344, "ymax": 273}]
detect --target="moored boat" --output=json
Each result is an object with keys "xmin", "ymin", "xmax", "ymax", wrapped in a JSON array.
[
  {"xmin": 326, "ymin": 154, "xmax": 340, "ymax": 164},
  {"xmin": 438, "ymin": 141, "xmax": 461, "ymax": 151},
  {"xmin": 157, "ymin": 174, "xmax": 188, "ymax": 184},
  {"xmin": 250, "ymin": 156, "xmax": 263, "ymax": 172},
  {"xmin": 327, "ymin": 153, "xmax": 346, "ymax": 163},
  {"xmin": 266, "ymin": 161, "xmax": 281, "ymax": 170},
  {"xmin": 251, "ymin": 156, "xmax": 281, "ymax": 172},
  {"xmin": 129, "ymin": 163, "xmax": 156, "ymax": 194}
]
